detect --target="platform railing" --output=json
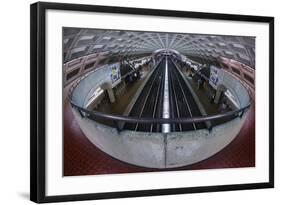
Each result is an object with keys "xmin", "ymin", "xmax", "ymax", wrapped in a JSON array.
[{"xmin": 69, "ymin": 97, "xmax": 250, "ymax": 131}]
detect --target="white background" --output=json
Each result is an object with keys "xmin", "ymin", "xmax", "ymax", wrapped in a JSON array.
[{"xmin": 0, "ymin": 0, "xmax": 279, "ymax": 204}]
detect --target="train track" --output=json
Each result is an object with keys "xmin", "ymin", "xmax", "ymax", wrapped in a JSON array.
[
  {"xmin": 124, "ymin": 57, "xmax": 206, "ymax": 132},
  {"xmin": 168, "ymin": 59, "xmax": 206, "ymax": 131}
]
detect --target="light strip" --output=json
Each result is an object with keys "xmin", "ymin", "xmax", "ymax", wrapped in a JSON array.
[{"xmin": 162, "ymin": 56, "xmax": 171, "ymax": 133}]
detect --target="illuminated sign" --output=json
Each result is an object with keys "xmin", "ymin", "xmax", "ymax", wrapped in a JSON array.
[
  {"xmin": 209, "ymin": 65, "xmax": 223, "ymax": 89},
  {"xmin": 110, "ymin": 63, "xmax": 121, "ymax": 87}
]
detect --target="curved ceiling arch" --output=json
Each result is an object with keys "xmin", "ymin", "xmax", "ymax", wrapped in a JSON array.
[{"xmin": 63, "ymin": 28, "xmax": 255, "ymax": 68}]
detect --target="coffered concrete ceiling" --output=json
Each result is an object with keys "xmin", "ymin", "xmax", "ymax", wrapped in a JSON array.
[{"xmin": 64, "ymin": 28, "xmax": 255, "ymax": 68}]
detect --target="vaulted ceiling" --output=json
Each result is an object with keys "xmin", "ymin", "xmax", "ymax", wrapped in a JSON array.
[{"xmin": 63, "ymin": 28, "xmax": 255, "ymax": 68}]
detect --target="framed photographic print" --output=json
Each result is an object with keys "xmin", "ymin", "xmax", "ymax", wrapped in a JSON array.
[{"xmin": 30, "ymin": 1, "xmax": 274, "ymax": 203}]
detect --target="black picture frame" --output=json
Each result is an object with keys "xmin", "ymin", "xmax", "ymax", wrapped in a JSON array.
[{"xmin": 30, "ymin": 1, "xmax": 274, "ymax": 203}]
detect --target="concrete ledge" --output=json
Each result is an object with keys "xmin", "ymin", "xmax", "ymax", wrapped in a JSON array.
[
  {"xmin": 72, "ymin": 105, "xmax": 249, "ymax": 168},
  {"xmin": 166, "ymin": 111, "xmax": 247, "ymax": 167},
  {"xmin": 72, "ymin": 108, "xmax": 165, "ymax": 168}
]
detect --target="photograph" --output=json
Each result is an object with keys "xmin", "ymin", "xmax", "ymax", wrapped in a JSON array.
[
  {"xmin": 63, "ymin": 27, "xmax": 255, "ymax": 176},
  {"xmin": 30, "ymin": 2, "xmax": 274, "ymax": 202}
]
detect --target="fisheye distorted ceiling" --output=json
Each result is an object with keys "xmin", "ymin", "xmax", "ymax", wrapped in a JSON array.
[{"xmin": 63, "ymin": 28, "xmax": 255, "ymax": 68}]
